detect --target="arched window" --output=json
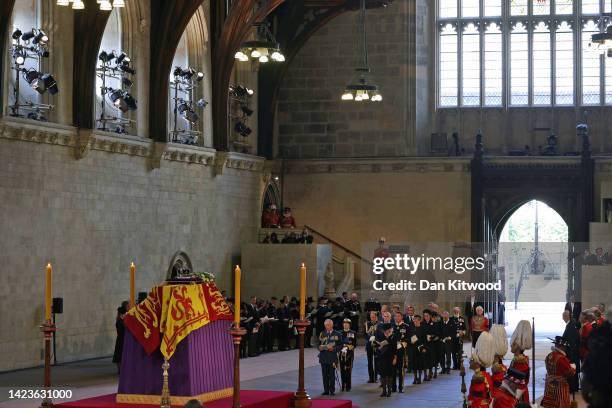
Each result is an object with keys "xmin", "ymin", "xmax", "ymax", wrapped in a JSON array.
[
  {"xmin": 96, "ymin": 8, "xmax": 139, "ymax": 135},
  {"xmin": 168, "ymin": 6, "xmax": 213, "ymax": 147},
  {"xmin": 5, "ymin": 1, "xmax": 61, "ymax": 122}
]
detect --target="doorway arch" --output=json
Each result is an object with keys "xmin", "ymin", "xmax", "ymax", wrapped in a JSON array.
[{"xmin": 497, "ymin": 199, "xmax": 569, "ymax": 336}]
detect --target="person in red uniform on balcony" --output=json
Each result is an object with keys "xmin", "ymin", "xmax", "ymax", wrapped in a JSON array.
[
  {"xmin": 509, "ymin": 320, "xmax": 532, "ymax": 404},
  {"xmin": 280, "ymin": 207, "xmax": 296, "ymax": 229},
  {"xmin": 541, "ymin": 336, "xmax": 576, "ymax": 408},
  {"xmin": 468, "ymin": 331, "xmax": 495, "ymax": 407},
  {"xmin": 490, "ymin": 324, "xmax": 508, "ymax": 397},
  {"xmin": 492, "ymin": 367, "xmax": 528, "ymax": 408},
  {"xmin": 261, "ymin": 204, "xmax": 280, "ymax": 228}
]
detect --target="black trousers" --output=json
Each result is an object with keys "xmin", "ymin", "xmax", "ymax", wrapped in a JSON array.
[
  {"xmin": 472, "ymin": 330, "xmax": 483, "ymax": 348},
  {"xmin": 366, "ymin": 345, "xmax": 377, "ymax": 381},
  {"xmin": 321, "ymin": 363, "xmax": 335, "ymax": 393},
  {"xmin": 247, "ymin": 330, "xmax": 259, "ymax": 357},
  {"xmin": 393, "ymin": 350, "xmax": 406, "ymax": 391},
  {"xmin": 339, "ymin": 353, "xmax": 353, "ymax": 390},
  {"xmin": 441, "ymin": 340, "xmax": 453, "ymax": 370},
  {"xmin": 452, "ymin": 338, "xmax": 462, "ymax": 368}
]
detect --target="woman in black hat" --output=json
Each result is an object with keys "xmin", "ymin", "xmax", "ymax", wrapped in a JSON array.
[{"xmin": 112, "ymin": 300, "xmax": 129, "ymax": 373}]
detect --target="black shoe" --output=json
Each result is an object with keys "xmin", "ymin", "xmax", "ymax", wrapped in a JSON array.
[
  {"xmin": 399, "ymin": 388, "xmax": 404, "ymax": 393},
  {"xmin": 346, "ymin": 387, "xmax": 351, "ymax": 392},
  {"xmin": 330, "ymin": 391, "xmax": 335, "ymax": 396},
  {"xmin": 367, "ymin": 379, "xmax": 376, "ymax": 383},
  {"xmin": 321, "ymin": 392, "xmax": 329, "ymax": 396},
  {"xmin": 413, "ymin": 378, "xmax": 417, "ymax": 385}
]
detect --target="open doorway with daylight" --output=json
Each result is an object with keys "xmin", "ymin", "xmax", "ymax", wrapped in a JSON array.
[{"xmin": 497, "ymin": 199, "xmax": 568, "ymax": 337}]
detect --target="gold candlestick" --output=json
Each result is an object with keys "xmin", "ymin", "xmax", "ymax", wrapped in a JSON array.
[{"xmin": 160, "ymin": 359, "xmax": 170, "ymax": 408}]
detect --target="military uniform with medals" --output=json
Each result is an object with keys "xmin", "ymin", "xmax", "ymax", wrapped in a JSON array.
[
  {"xmin": 339, "ymin": 319, "xmax": 357, "ymax": 391},
  {"xmin": 318, "ymin": 328, "xmax": 341, "ymax": 395}
]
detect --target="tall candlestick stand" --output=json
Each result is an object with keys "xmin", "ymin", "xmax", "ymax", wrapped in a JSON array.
[
  {"xmin": 160, "ymin": 358, "xmax": 170, "ymax": 408},
  {"xmin": 459, "ymin": 352, "xmax": 467, "ymax": 408},
  {"xmin": 292, "ymin": 320, "xmax": 311, "ymax": 408},
  {"xmin": 230, "ymin": 325, "xmax": 247, "ymax": 408},
  {"xmin": 39, "ymin": 320, "xmax": 56, "ymax": 408}
]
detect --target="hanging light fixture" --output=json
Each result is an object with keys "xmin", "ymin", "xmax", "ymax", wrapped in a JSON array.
[
  {"xmin": 235, "ymin": 22, "xmax": 285, "ymax": 64},
  {"xmin": 341, "ymin": 0, "xmax": 382, "ymax": 102},
  {"xmin": 57, "ymin": 0, "xmax": 124, "ymax": 10}
]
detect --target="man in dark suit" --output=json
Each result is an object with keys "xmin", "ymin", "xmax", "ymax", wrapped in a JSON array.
[
  {"xmin": 562, "ymin": 310, "xmax": 580, "ymax": 393},
  {"xmin": 564, "ymin": 293, "xmax": 582, "ymax": 327}
]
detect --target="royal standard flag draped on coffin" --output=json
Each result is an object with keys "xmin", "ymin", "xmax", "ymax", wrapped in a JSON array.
[{"xmin": 124, "ymin": 282, "xmax": 232, "ymax": 359}]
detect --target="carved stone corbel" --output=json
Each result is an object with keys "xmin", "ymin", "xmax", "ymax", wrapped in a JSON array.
[
  {"xmin": 213, "ymin": 151, "xmax": 229, "ymax": 176},
  {"xmin": 75, "ymin": 128, "xmax": 94, "ymax": 159},
  {"xmin": 149, "ymin": 142, "xmax": 168, "ymax": 170}
]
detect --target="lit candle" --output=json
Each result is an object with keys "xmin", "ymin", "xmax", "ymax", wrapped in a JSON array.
[
  {"xmin": 234, "ymin": 265, "xmax": 241, "ymax": 326},
  {"xmin": 130, "ymin": 262, "xmax": 136, "ymax": 307},
  {"xmin": 45, "ymin": 263, "xmax": 52, "ymax": 322},
  {"xmin": 299, "ymin": 263, "xmax": 306, "ymax": 320}
]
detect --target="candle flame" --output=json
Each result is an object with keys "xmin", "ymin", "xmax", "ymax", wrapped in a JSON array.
[
  {"xmin": 131, "ymin": 261, "xmax": 135, "ymax": 267},
  {"xmin": 301, "ymin": 262, "xmax": 305, "ymax": 267}
]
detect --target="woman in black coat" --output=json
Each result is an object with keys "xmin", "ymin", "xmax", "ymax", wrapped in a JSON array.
[{"xmin": 112, "ymin": 301, "xmax": 129, "ymax": 373}]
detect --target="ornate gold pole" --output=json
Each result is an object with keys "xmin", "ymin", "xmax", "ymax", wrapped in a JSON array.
[
  {"xmin": 160, "ymin": 359, "xmax": 170, "ymax": 408},
  {"xmin": 39, "ymin": 320, "xmax": 56, "ymax": 408},
  {"xmin": 292, "ymin": 320, "xmax": 312, "ymax": 408},
  {"xmin": 230, "ymin": 325, "xmax": 246, "ymax": 408}
]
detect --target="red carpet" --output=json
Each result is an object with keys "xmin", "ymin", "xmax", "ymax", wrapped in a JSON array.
[{"xmin": 56, "ymin": 391, "xmax": 356, "ymax": 408}]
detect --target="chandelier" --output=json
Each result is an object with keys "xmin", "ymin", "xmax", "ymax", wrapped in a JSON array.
[
  {"xmin": 56, "ymin": 0, "xmax": 125, "ymax": 10},
  {"xmin": 234, "ymin": 22, "xmax": 285, "ymax": 63},
  {"xmin": 341, "ymin": 0, "xmax": 382, "ymax": 102}
]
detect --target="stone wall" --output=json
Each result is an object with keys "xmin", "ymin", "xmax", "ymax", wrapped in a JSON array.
[
  {"xmin": 281, "ymin": 158, "xmax": 472, "ymax": 253},
  {"xmin": 277, "ymin": 0, "xmax": 417, "ymax": 158},
  {"xmin": 0, "ymin": 119, "xmax": 266, "ymax": 371}
]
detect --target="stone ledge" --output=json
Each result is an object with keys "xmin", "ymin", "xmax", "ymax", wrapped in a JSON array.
[
  {"xmin": 0, "ymin": 117, "xmax": 266, "ymax": 173},
  {"xmin": 282, "ymin": 157, "xmax": 471, "ymax": 174}
]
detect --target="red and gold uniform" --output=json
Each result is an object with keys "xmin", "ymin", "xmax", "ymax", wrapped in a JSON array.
[
  {"xmin": 579, "ymin": 321, "xmax": 593, "ymax": 360},
  {"xmin": 261, "ymin": 208, "xmax": 279, "ymax": 228},
  {"xmin": 471, "ymin": 315, "xmax": 489, "ymax": 347},
  {"xmin": 491, "ymin": 359, "xmax": 507, "ymax": 396},
  {"xmin": 468, "ymin": 369, "xmax": 493, "ymax": 407},
  {"xmin": 541, "ymin": 349, "xmax": 576, "ymax": 408},
  {"xmin": 509, "ymin": 354, "xmax": 530, "ymax": 403},
  {"xmin": 492, "ymin": 386, "xmax": 517, "ymax": 408}
]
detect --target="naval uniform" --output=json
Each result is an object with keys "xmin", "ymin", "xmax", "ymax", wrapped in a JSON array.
[
  {"xmin": 449, "ymin": 314, "xmax": 466, "ymax": 369},
  {"xmin": 339, "ymin": 329, "xmax": 357, "ymax": 391},
  {"xmin": 365, "ymin": 319, "xmax": 379, "ymax": 382},
  {"xmin": 318, "ymin": 329, "xmax": 341, "ymax": 395},
  {"xmin": 392, "ymin": 322, "xmax": 409, "ymax": 392}
]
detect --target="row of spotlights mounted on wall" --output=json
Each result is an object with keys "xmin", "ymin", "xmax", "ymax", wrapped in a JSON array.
[
  {"xmin": 57, "ymin": 0, "xmax": 125, "ymax": 10},
  {"xmin": 173, "ymin": 67, "xmax": 204, "ymax": 82}
]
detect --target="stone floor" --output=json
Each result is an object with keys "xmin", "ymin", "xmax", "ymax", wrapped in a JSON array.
[{"xmin": 0, "ymin": 340, "xmax": 587, "ymax": 408}]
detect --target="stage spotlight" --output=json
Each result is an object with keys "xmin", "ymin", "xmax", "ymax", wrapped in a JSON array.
[
  {"xmin": 115, "ymin": 52, "xmax": 130, "ymax": 64},
  {"xmin": 106, "ymin": 89, "xmax": 137, "ymax": 112},
  {"xmin": 234, "ymin": 121, "xmax": 252, "ymax": 137},
  {"xmin": 40, "ymin": 74, "xmax": 59, "ymax": 95},
  {"xmin": 241, "ymin": 105, "xmax": 254, "ymax": 117},
  {"xmin": 178, "ymin": 102, "xmax": 199, "ymax": 124},
  {"xmin": 99, "ymin": 51, "xmax": 112, "ymax": 63},
  {"xmin": 11, "ymin": 29, "xmax": 22, "ymax": 40},
  {"xmin": 118, "ymin": 61, "xmax": 135, "ymax": 74},
  {"xmin": 21, "ymin": 30, "xmax": 36, "ymax": 42},
  {"xmin": 23, "ymin": 69, "xmax": 41, "ymax": 86},
  {"xmin": 122, "ymin": 77, "xmax": 133, "ymax": 88},
  {"xmin": 12, "ymin": 49, "xmax": 26, "ymax": 65},
  {"xmin": 37, "ymin": 48, "xmax": 50, "ymax": 58},
  {"xmin": 33, "ymin": 30, "xmax": 49, "ymax": 45},
  {"xmin": 196, "ymin": 71, "xmax": 204, "ymax": 81},
  {"xmin": 196, "ymin": 98, "xmax": 208, "ymax": 108}
]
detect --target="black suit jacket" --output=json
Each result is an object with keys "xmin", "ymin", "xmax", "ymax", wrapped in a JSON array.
[
  {"xmin": 562, "ymin": 320, "xmax": 580, "ymax": 362},
  {"xmin": 564, "ymin": 302, "xmax": 582, "ymax": 322}
]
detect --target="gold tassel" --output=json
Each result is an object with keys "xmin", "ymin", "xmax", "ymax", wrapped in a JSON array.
[{"xmin": 570, "ymin": 400, "xmax": 578, "ymax": 408}]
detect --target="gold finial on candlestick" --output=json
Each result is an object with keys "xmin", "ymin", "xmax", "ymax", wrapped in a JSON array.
[{"xmin": 160, "ymin": 358, "xmax": 170, "ymax": 408}]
